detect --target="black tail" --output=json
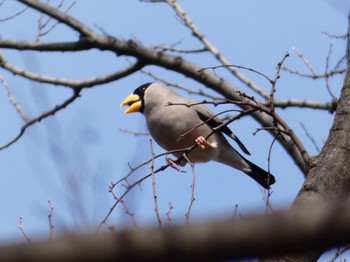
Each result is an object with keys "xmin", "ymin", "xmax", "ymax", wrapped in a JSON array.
[{"xmin": 243, "ymin": 157, "xmax": 275, "ymax": 189}]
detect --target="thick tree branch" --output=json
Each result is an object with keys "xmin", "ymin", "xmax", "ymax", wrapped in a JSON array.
[
  {"xmin": 0, "ymin": 39, "xmax": 93, "ymax": 51},
  {"xmin": 2, "ymin": 203, "xmax": 350, "ymax": 261}
]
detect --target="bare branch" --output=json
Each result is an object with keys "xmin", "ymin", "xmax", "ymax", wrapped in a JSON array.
[
  {"xmin": 265, "ymin": 134, "xmax": 278, "ymax": 213},
  {"xmin": 268, "ymin": 52, "xmax": 290, "ymax": 109},
  {"xmin": 0, "ymin": 6, "xmax": 29, "ymax": 22},
  {"xmin": 98, "ymin": 163, "xmax": 170, "ymax": 231},
  {"xmin": 0, "ymin": 76, "xmax": 29, "ymax": 122},
  {"xmin": 141, "ymin": 69, "xmax": 223, "ymax": 100},
  {"xmin": 48, "ymin": 200, "xmax": 54, "ymax": 240},
  {"xmin": 183, "ymin": 154, "xmax": 196, "ymax": 225},
  {"xmin": 152, "ymin": 44, "xmax": 207, "ymax": 54},
  {"xmin": 0, "ymin": 53, "xmax": 144, "ymax": 89},
  {"xmin": 199, "ymin": 64, "xmax": 272, "ymax": 84},
  {"xmin": 18, "ymin": 217, "xmax": 32, "ymax": 243},
  {"xmin": 165, "ymin": 0, "xmax": 270, "ymax": 99},
  {"xmin": 166, "ymin": 202, "xmax": 173, "ymax": 224},
  {"xmin": 292, "ymin": 47, "xmax": 318, "ymax": 75},
  {"xmin": 35, "ymin": 1, "xmax": 76, "ymax": 41},
  {"xmin": 270, "ymin": 99, "xmax": 337, "ymax": 112},
  {"xmin": 118, "ymin": 128, "xmax": 150, "ymax": 136},
  {"xmin": 150, "ymin": 139, "xmax": 162, "ymax": 228},
  {"xmin": 8, "ymin": 203, "xmax": 350, "ymax": 261},
  {"xmin": 0, "ymin": 90, "xmax": 81, "ymax": 151},
  {"xmin": 300, "ymin": 122, "xmax": 321, "ymax": 153},
  {"xmin": 18, "ymin": 0, "xmax": 95, "ymax": 37},
  {"xmin": 0, "ymin": 39, "xmax": 94, "ymax": 51},
  {"xmin": 110, "ymin": 190, "xmax": 140, "ymax": 229},
  {"xmin": 325, "ymin": 44, "xmax": 338, "ymax": 100},
  {"xmin": 282, "ymin": 67, "xmax": 346, "ymax": 79}
]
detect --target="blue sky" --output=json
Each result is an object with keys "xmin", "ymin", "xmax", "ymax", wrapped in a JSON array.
[{"xmin": 0, "ymin": 0, "xmax": 348, "ymax": 258}]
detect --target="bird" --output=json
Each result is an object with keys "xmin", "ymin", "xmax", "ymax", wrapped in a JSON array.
[{"xmin": 120, "ymin": 82, "xmax": 275, "ymax": 189}]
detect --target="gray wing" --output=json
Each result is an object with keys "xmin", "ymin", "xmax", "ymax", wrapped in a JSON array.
[{"xmin": 194, "ymin": 105, "xmax": 251, "ymax": 155}]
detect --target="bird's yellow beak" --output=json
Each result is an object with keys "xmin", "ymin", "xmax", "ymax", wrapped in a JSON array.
[{"xmin": 120, "ymin": 94, "xmax": 142, "ymax": 114}]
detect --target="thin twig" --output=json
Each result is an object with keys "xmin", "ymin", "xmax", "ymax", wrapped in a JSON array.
[
  {"xmin": 268, "ymin": 52, "xmax": 289, "ymax": 109},
  {"xmin": 166, "ymin": 202, "xmax": 173, "ymax": 224},
  {"xmin": 0, "ymin": 75, "xmax": 30, "ymax": 122},
  {"xmin": 110, "ymin": 190, "xmax": 140, "ymax": 229},
  {"xmin": 48, "ymin": 200, "xmax": 54, "ymax": 240},
  {"xmin": 150, "ymin": 139, "xmax": 162, "ymax": 228},
  {"xmin": 0, "ymin": 90, "xmax": 81, "ymax": 151},
  {"xmin": 265, "ymin": 134, "xmax": 278, "ymax": 213},
  {"xmin": 118, "ymin": 128, "xmax": 149, "ymax": 136},
  {"xmin": 0, "ymin": 6, "xmax": 29, "ymax": 22},
  {"xmin": 152, "ymin": 44, "xmax": 207, "ymax": 54},
  {"xmin": 0, "ymin": 52, "xmax": 144, "ymax": 89},
  {"xmin": 324, "ymin": 44, "xmax": 337, "ymax": 100},
  {"xmin": 165, "ymin": 0, "xmax": 270, "ymax": 99},
  {"xmin": 18, "ymin": 0, "xmax": 95, "ymax": 37},
  {"xmin": 282, "ymin": 67, "xmax": 346, "ymax": 79},
  {"xmin": 35, "ymin": 1, "xmax": 76, "ymax": 41},
  {"xmin": 199, "ymin": 64, "xmax": 272, "ymax": 84},
  {"xmin": 141, "ymin": 69, "xmax": 223, "ymax": 100},
  {"xmin": 183, "ymin": 154, "xmax": 196, "ymax": 225},
  {"xmin": 248, "ymin": 100, "xmax": 310, "ymax": 171},
  {"xmin": 18, "ymin": 217, "xmax": 32, "ymax": 243},
  {"xmin": 292, "ymin": 47, "xmax": 317, "ymax": 75},
  {"xmin": 98, "ymin": 163, "xmax": 170, "ymax": 231},
  {"xmin": 300, "ymin": 122, "xmax": 321, "ymax": 153}
]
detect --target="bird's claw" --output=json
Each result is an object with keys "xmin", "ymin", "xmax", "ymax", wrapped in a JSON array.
[{"xmin": 195, "ymin": 136, "xmax": 217, "ymax": 149}]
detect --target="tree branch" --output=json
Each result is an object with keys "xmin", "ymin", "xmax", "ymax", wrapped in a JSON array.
[
  {"xmin": 0, "ymin": 39, "xmax": 94, "ymax": 51},
  {"xmin": 0, "ymin": 52, "xmax": 144, "ymax": 89},
  {"xmin": 18, "ymin": 0, "xmax": 95, "ymax": 38},
  {"xmin": 0, "ymin": 90, "xmax": 81, "ymax": 150},
  {"xmin": 3, "ymin": 203, "xmax": 350, "ymax": 261},
  {"xmin": 165, "ymin": 0, "xmax": 270, "ymax": 99}
]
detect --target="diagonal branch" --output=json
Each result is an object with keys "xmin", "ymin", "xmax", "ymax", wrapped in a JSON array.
[
  {"xmin": 0, "ymin": 90, "xmax": 81, "ymax": 150},
  {"xmin": 0, "ymin": 52, "xmax": 144, "ymax": 89},
  {"xmin": 165, "ymin": 0, "xmax": 270, "ymax": 99}
]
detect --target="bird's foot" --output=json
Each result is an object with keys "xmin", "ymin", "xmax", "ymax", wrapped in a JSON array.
[{"xmin": 195, "ymin": 136, "xmax": 217, "ymax": 149}]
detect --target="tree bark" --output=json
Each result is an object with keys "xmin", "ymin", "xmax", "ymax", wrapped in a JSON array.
[
  {"xmin": 1, "ymin": 204, "xmax": 350, "ymax": 262},
  {"xmin": 262, "ymin": 59, "xmax": 350, "ymax": 262}
]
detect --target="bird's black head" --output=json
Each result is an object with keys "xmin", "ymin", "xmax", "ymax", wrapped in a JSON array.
[{"xmin": 132, "ymin": 82, "xmax": 153, "ymax": 113}]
